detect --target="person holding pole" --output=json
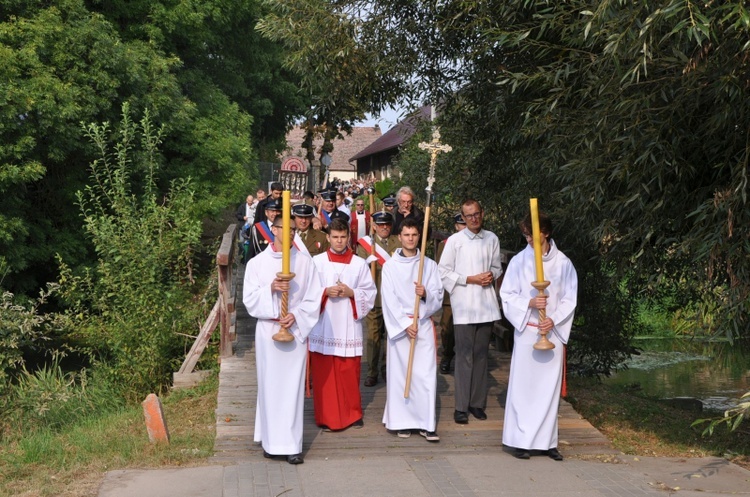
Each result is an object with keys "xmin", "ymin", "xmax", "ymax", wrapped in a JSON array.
[
  {"xmin": 499, "ymin": 208, "xmax": 577, "ymax": 461},
  {"xmin": 381, "ymin": 218, "xmax": 443, "ymax": 441},
  {"xmin": 308, "ymin": 217, "xmax": 377, "ymax": 431},
  {"xmin": 242, "ymin": 197, "xmax": 323, "ymax": 465},
  {"xmin": 438, "ymin": 199, "xmax": 504, "ymax": 425}
]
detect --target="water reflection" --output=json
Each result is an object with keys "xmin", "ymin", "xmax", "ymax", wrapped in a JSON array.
[{"xmin": 606, "ymin": 339, "xmax": 750, "ymax": 411}]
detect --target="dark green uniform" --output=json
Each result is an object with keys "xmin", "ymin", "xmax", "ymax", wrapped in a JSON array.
[{"xmin": 358, "ymin": 234, "xmax": 401, "ymax": 384}]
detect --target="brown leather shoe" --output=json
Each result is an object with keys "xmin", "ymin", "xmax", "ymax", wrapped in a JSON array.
[{"xmin": 364, "ymin": 376, "xmax": 377, "ymax": 387}]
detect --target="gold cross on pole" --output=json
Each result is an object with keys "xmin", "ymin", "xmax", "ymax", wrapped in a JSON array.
[{"xmin": 418, "ymin": 128, "xmax": 452, "ymax": 193}]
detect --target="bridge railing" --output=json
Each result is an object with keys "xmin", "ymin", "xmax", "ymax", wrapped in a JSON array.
[{"xmin": 174, "ymin": 223, "xmax": 238, "ymax": 388}]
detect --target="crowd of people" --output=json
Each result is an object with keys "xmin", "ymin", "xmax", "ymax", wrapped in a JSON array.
[{"xmin": 239, "ymin": 184, "xmax": 578, "ymax": 466}]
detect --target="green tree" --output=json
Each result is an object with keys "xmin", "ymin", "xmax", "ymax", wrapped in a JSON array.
[{"xmin": 0, "ymin": 0, "xmax": 255, "ymax": 293}]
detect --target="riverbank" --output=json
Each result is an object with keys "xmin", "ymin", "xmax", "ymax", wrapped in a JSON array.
[{"xmin": 567, "ymin": 376, "xmax": 750, "ymax": 470}]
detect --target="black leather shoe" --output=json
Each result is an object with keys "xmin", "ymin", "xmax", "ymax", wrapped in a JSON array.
[
  {"xmin": 548, "ymin": 448, "xmax": 564, "ymax": 461},
  {"xmin": 364, "ymin": 376, "xmax": 377, "ymax": 387},
  {"xmin": 454, "ymin": 410, "xmax": 469, "ymax": 424},
  {"xmin": 468, "ymin": 406, "xmax": 487, "ymax": 420},
  {"xmin": 439, "ymin": 362, "xmax": 450, "ymax": 374},
  {"xmin": 287, "ymin": 453, "xmax": 304, "ymax": 465},
  {"xmin": 263, "ymin": 450, "xmax": 274, "ymax": 459},
  {"xmin": 513, "ymin": 448, "xmax": 531, "ymax": 459}
]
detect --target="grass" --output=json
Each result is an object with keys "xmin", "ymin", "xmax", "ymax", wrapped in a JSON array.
[
  {"xmin": 567, "ymin": 376, "xmax": 750, "ymax": 470},
  {"xmin": 0, "ymin": 373, "xmax": 218, "ymax": 497}
]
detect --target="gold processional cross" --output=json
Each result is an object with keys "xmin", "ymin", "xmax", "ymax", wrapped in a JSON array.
[{"xmin": 418, "ymin": 128, "xmax": 452, "ymax": 193}]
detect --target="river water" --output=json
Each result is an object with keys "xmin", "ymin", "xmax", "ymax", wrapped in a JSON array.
[{"xmin": 605, "ymin": 338, "xmax": 750, "ymax": 411}]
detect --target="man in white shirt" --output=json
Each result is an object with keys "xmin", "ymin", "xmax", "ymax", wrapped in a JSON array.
[
  {"xmin": 438, "ymin": 199, "xmax": 504, "ymax": 425},
  {"xmin": 349, "ymin": 197, "xmax": 371, "ymax": 250}
]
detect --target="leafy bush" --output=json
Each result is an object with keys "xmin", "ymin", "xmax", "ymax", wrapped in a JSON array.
[
  {"xmin": 57, "ymin": 104, "xmax": 204, "ymax": 400},
  {"xmin": 3, "ymin": 353, "xmax": 122, "ymax": 435},
  {"xmin": 0, "ymin": 285, "xmax": 58, "ymax": 386}
]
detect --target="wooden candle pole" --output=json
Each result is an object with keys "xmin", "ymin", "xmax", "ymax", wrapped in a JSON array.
[
  {"xmin": 530, "ymin": 198, "xmax": 554, "ymax": 351},
  {"xmin": 273, "ymin": 190, "xmax": 295, "ymax": 343}
]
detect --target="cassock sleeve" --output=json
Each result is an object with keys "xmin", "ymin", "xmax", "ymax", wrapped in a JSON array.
[
  {"xmin": 499, "ymin": 251, "xmax": 534, "ymax": 333},
  {"xmin": 243, "ymin": 252, "xmax": 280, "ymax": 320},
  {"xmin": 549, "ymin": 258, "xmax": 578, "ymax": 345},
  {"xmin": 352, "ymin": 260, "xmax": 377, "ymax": 321},
  {"xmin": 489, "ymin": 236, "xmax": 504, "ymax": 281},
  {"xmin": 381, "ymin": 261, "xmax": 411, "ymax": 341},
  {"xmin": 287, "ymin": 253, "xmax": 324, "ymax": 342},
  {"xmin": 419, "ymin": 260, "xmax": 444, "ymax": 320},
  {"xmin": 438, "ymin": 236, "xmax": 465, "ymax": 293}
]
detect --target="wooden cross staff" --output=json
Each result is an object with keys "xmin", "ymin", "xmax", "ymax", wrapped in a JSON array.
[{"xmin": 404, "ymin": 127, "xmax": 452, "ymax": 398}]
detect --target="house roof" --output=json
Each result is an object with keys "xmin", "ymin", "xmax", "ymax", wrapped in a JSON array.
[
  {"xmin": 349, "ymin": 105, "xmax": 432, "ymax": 161},
  {"xmin": 283, "ymin": 125, "xmax": 382, "ymax": 172}
]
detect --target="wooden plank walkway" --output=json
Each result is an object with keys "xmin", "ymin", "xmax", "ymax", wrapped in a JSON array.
[{"xmin": 212, "ymin": 267, "xmax": 617, "ymax": 462}]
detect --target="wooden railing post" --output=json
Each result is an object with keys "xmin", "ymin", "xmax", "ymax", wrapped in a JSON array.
[{"xmin": 217, "ymin": 224, "xmax": 237, "ymax": 358}]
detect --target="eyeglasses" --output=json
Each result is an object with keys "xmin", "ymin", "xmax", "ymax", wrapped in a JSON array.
[{"xmin": 463, "ymin": 212, "xmax": 482, "ymax": 220}]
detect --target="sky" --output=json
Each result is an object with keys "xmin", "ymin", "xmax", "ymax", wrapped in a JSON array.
[{"xmin": 357, "ymin": 105, "xmax": 405, "ymax": 132}]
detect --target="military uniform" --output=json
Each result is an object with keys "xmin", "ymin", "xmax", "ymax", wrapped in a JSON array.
[
  {"xmin": 299, "ymin": 227, "xmax": 329, "ymax": 256},
  {"xmin": 358, "ymin": 214, "xmax": 401, "ymax": 385}
]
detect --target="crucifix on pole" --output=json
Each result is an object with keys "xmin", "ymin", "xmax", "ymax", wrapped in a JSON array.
[{"xmin": 403, "ymin": 110, "xmax": 452, "ymax": 399}]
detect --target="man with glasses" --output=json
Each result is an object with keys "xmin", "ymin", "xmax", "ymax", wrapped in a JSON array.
[
  {"xmin": 243, "ymin": 216, "xmax": 323, "ymax": 465},
  {"xmin": 392, "ymin": 186, "xmax": 425, "ymax": 234},
  {"xmin": 438, "ymin": 199, "xmax": 504, "ymax": 425}
]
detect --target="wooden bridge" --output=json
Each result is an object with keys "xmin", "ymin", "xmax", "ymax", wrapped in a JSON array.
[{"xmin": 210, "ymin": 263, "xmax": 618, "ymax": 462}]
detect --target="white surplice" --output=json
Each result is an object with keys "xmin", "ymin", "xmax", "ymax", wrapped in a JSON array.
[
  {"xmin": 243, "ymin": 246, "xmax": 323, "ymax": 455},
  {"xmin": 381, "ymin": 249, "xmax": 444, "ymax": 432},
  {"xmin": 499, "ymin": 241, "xmax": 578, "ymax": 450},
  {"xmin": 309, "ymin": 250, "xmax": 376, "ymax": 357},
  {"xmin": 438, "ymin": 228, "xmax": 503, "ymax": 324}
]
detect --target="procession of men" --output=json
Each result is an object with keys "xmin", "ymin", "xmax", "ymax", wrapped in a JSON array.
[{"xmin": 241, "ymin": 186, "xmax": 577, "ymax": 465}]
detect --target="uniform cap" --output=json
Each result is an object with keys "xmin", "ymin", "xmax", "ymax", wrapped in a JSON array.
[
  {"xmin": 330, "ymin": 209, "xmax": 350, "ymax": 223},
  {"xmin": 454, "ymin": 213, "xmax": 466, "ymax": 225},
  {"xmin": 292, "ymin": 203, "xmax": 314, "ymax": 217},
  {"xmin": 372, "ymin": 212, "xmax": 394, "ymax": 224},
  {"xmin": 265, "ymin": 198, "xmax": 283, "ymax": 211}
]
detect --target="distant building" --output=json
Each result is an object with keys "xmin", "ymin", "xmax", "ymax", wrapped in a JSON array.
[
  {"xmin": 350, "ymin": 106, "xmax": 431, "ymax": 180},
  {"xmin": 283, "ymin": 125, "xmax": 382, "ymax": 183}
]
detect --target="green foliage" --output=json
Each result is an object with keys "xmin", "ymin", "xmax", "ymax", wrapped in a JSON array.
[
  {"xmin": 298, "ymin": 0, "xmax": 750, "ymax": 350},
  {"xmin": 374, "ymin": 178, "xmax": 396, "ymax": 201},
  {"xmin": 1, "ymin": 0, "xmax": 259, "ymax": 294},
  {"xmin": 57, "ymin": 105, "xmax": 204, "ymax": 399},
  {"xmin": 693, "ymin": 392, "xmax": 750, "ymax": 437},
  {"xmin": 3, "ymin": 352, "xmax": 122, "ymax": 434},
  {"xmin": 0, "ymin": 285, "xmax": 59, "ymax": 386}
]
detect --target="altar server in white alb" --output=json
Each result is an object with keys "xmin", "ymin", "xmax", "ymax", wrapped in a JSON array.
[
  {"xmin": 381, "ymin": 218, "xmax": 443, "ymax": 442},
  {"xmin": 500, "ymin": 212, "xmax": 577, "ymax": 461},
  {"xmin": 243, "ymin": 217, "xmax": 323, "ymax": 465}
]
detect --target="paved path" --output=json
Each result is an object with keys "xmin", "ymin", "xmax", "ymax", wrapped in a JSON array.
[{"xmin": 98, "ymin": 265, "xmax": 750, "ymax": 497}]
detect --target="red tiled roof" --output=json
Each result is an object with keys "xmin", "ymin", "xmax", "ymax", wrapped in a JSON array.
[
  {"xmin": 282, "ymin": 126, "xmax": 382, "ymax": 172},
  {"xmin": 350, "ymin": 106, "xmax": 431, "ymax": 161}
]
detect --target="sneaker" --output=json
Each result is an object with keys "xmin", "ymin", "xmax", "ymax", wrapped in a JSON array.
[
  {"xmin": 419, "ymin": 430, "xmax": 440, "ymax": 442},
  {"xmin": 397, "ymin": 430, "xmax": 411, "ymax": 438}
]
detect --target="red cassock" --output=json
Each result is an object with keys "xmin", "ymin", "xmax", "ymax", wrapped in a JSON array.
[{"xmin": 309, "ymin": 352, "xmax": 362, "ymax": 430}]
